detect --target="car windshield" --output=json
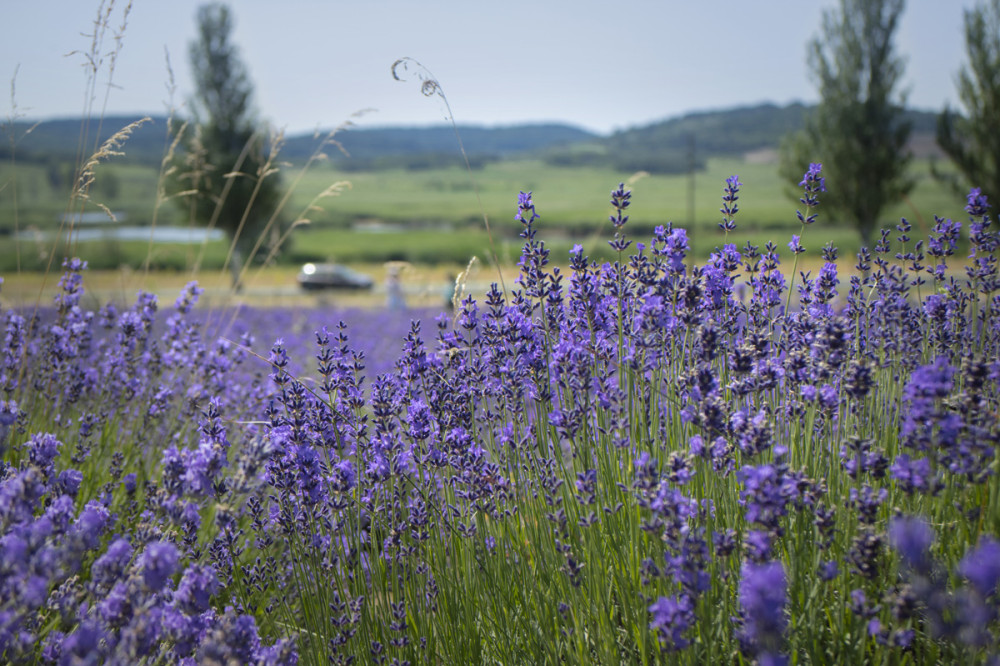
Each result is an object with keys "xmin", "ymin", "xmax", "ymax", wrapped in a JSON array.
[
  {"xmin": 298, "ymin": 263, "xmax": 371, "ymax": 285},
  {"xmin": 302, "ymin": 264, "xmax": 352, "ymax": 276}
]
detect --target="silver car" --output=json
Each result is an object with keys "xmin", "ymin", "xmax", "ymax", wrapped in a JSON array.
[{"xmin": 296, "ymin": 263, "xmax": 374, "ymax": 291}]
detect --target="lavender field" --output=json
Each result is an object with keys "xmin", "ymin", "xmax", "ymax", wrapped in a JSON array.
[{"xmin": 1, "ymin": 170, "xmax": 998, "ymax": 664}]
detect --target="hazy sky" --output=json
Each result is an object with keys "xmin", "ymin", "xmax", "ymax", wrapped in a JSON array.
[{"xmin": 0, "ymin": 0, "xmax": 982, "ymax": 136}]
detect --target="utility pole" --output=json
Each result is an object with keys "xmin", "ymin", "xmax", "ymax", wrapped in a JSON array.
[{"xmin": 687, "ymin": 132, "xmax": 696, "ymax": 266}]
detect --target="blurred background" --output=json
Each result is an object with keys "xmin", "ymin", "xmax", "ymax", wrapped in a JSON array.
[{"xmin": 0, "ymin": 0, "xmax": 992, "ymax": 307}]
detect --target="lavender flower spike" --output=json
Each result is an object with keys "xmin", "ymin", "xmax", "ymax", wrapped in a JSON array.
[
  {"xmin": 738, "ymin": 560, "xmax": 789, "ymax": 662},
  {"xmin": 796, "ymin": 162, "xmax": 825, "ymax": 225},
  {"xmin": 965, "ymin": 187, "xmax": 990, "ymax": 218},
  {"xmin": 888, "ymin": 515, "xmax": 934, "ymax": 572},
  {"xmin": 959, "ymin": 537, "xmax": 1000, "ymax": 598},
  {"xmin": 720, "ymin": 174, "xmax": 742, "ymax": 232}
]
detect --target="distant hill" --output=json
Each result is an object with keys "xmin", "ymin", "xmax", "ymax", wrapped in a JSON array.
[
  {"xmin": 543, "ymin": 102, "xmax": 943, "ymax": 173},
  {"xmin": 1, "ymin": 115, "xmax": 174, "ymax": 166},
  {"xmin": 1, "ymin": 116, "xmax": 597, "ymax": 169},
  {"xmin": 281, "ymin": 123, "xmax": 598, "ymax": 170},
  {"xmin": 1, "ymin": 104, "xmax": 945, "ymax": 172},
  {"xmin": 612, "ymin": 103, "xmax": 813, "ymax": 163}
]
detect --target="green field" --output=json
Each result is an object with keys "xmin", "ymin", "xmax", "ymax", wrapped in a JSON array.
[{"xmin": 0, "ymin": 154, "xmax": 968, "ymax": 272}]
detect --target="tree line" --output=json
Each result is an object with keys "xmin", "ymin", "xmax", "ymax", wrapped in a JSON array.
[{"xmin": 779, "ymin": 0, "xmax": 1000, "ymax": 248}]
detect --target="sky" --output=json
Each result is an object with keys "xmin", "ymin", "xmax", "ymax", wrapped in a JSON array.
[{"xmin": 0, "ymin": 0, "xmax": 983, "ymax": 137}]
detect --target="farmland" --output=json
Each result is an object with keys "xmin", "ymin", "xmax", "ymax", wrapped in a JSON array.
[{"xmin": 0, "ymin": 153, "xmax": 965, "ymax": 275}]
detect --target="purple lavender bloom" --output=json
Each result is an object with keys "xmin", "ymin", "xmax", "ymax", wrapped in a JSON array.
[
  {"xmin": 160, "ymin": 604, "xmax": 199, "ymax": 657},
  {"xmin": 331, "ymin": 458, "xmax": 357, "ymax": 492},
  {"xmin": 609, "ymin": 183, "xmax": 631, "ymax": 228},
  {"xmin": 648, "ymin": 594, "xmax": 694, "ymax": 650},
  {"xmin": 799, "ymin": 162, "xmax": 826, "ymax": 190},
  {"xmin": 664, "ymin": 228, "xmax": 689, "ymax": 275},
  {"xmin": 173, "ymin": 281, "xmax": 204, "ymax": 314},
  {"xmin": 140, "ymin": 540, "xmax": 179, "ymax": 592},
  {"xmin": 744, "ymin": 529, "xmax": 772, "ymax": 562},
  {"xmin": 607, "ymin": 183, "xmax": 633, "ymax": 252},
  {"xmin": 292, "ymin": 443, "xmax": 327, "ymax": 504},
  {"xmin": 892, "ymin": 629, "xmax": 916, "ymax": 650},
  {"xmin": 737, "ymin": 560, "xmax": 788, "ymax": 658},
  {"xmin": 959, "ymin": 537, "xmax": 1000, "ymax": 598},
  {"xmin": 900, "ymin": 357, "xmax": 956, "ymax": 452},
  {"xmin": 819, "ymin": 561, "xmax": 839, "ymax": 581},
  {"xmin": 55, "ymin": 469, "xmax": 83, "ymax": 497},
  {"xmin": 174, "ymin": 564, "xmax": 221, "ymax": 614},
  {"xmin": 888, "ymin": 515, "xmax": 935, "ymax": 571},
  {"xmin": 723, "ymin": 174, "xmax": 742, "ymax": 198},
  {"xmin": 405, "ymin": 400, "xmax": 432, "ymax": 441},
  {"xmin": 796, "ymin": 163, "xmax": 825, "ymax": 225},
  {"xmin": 44, "ymin": 494, "xmax": 76, "ymax": 534},
  {"xmin": 72, "ymin": 501, "xmax": 110, "ymax": 550},
  {"xmin": 575, "ymin": 469, "xmax": 597, "ymax": 499},
  {"xmin": 26, "ymin": 432, "xmax": 62, "ymax": 477},
  {"xmin": 41, "ymin": 631, "xmax": 64, "ymax": 663},
  {"xmin": 889, "ymin": 454, "xmax": 935, "ymax": 494},
  {"xmin": 927, "ymin": 216, "xmax": 961, "ymax": 260},
  {"xmin": 195, "ymin": 609, "xmax": 270, "ymax": 665},
  {"xmin": 514, "ymin": 190, "xmax": 540, "ymax": 223},
  {"xmin": 1, "ymin": 532, "xmax": 29, "ymax": 573},
  {"xmin": 91, "ymin": 537, "xmax": 133, "ymax": 586},
  {"xmin": 720, "ymin": 175, "xmax": 742, "ymax": 232},
  {"xmin": 97, "ymin": 580, "xmax": 131, "ymax": 626},
  {"xmin": 905, "ymin": 357, "xmax": 955, "ymax": 401},
  {"xmin": 649, "ymin": 484, "xmax": 699, "ymax": 524},
  {"xmin": 734, "ymin": 408, "xmax": 773, "ymax": 458},
  {"xmin": 965, "ymin": 187, "xmax": 990, "ymax": 218},
  {"xmin": 59, "ymin": 620, "xmax": 106, "ymax": 664},
  {"xmin": 788, "ymin": 234, "xmax": 804, "ymax": 255},
  {"xmin": 815, "ymin": 262, "xmax": 839, "ymax": 304},
  {"xmin": 0, "ymin": 399, "xmax": 16, "ymax": 450},
  {"xmin": 21, "ymin": 574, "xmax": 48, "ymax": 609},
  {"xmin": 737, "ymin": 465, "xmax": 791, "ymax": 530},
  {"xmin": 848, "ymin": 485, "xmax": 888, "ymax": 525},
  {"xmin": 366, "ymin": 450, "xmax": 390, "ymax": 482}
]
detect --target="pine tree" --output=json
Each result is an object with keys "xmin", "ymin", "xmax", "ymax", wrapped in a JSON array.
[
  {"xmin": 171, "ymin": 2, "xmax": 283, "ymax": 287},
  {"xmin": 780, "ymin": 0, "xmax": 912, "ymax": 249},
  {"xmin": 937, "ymin": 0, "xmax": 1000, "ymax": 207}
]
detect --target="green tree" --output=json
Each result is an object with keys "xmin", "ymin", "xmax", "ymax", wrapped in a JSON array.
[
  {"xmin": 780, "ymin": 0, "xmax": 912, "ymax": 248},
  {"xmin": 171, "ymin": 2, "xmax": 283, "ymax": 286},
  {"xmin": 936, "ymin": 0, "xmax": 1000, "ymax": 207}
]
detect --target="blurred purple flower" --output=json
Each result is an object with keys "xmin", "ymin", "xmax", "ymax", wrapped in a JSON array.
[
  {"xmin": 91, "ymin": 537, "xmax": 133, "ymax": 586},
  {"xmin": 72, "ymin": 501, "xmax": 110, "ymax": 550},
  {"xmin": 888, "ymin": 515, "xmax": 934, "ymax": 571},
  {"xmin": 648, "ymin": 594, "xmax": 694, "ymax": 650},
  {"xmin": 140, "ymin": 540, "xmax": 179, "ymax": 592},
  {"xmin": 175, "ymin": 564, "xmax": 221, "ymax": 614},
  {"xmin": 738, "ymin": 560, "xmax": 788, "ymax": 658},
  {"xmin": 890, "ymin": 454, "xmax": 935, "ymax": 494},
  {"xmin": 959, "ymin": 537, "xmax": 1000, "ymax": 598}
]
